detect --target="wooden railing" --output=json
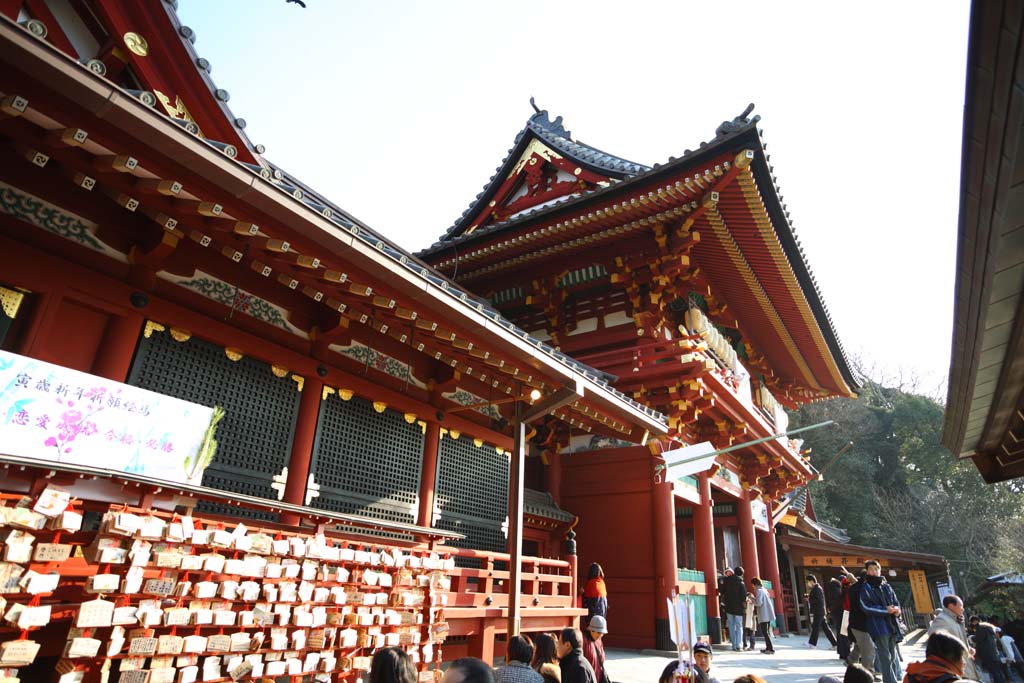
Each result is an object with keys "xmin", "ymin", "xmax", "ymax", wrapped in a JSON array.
[
  {"xmin": 435, "ymin": 545, "xmax": 578, "ymax": 609},
  {"xmin": 431, "ymin": 545, "xmax": 584, "ymax": 663}
]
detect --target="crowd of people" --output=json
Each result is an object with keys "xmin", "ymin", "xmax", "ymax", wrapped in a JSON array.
[
  {"xmin": 796, "ymin": 560, "xmax": 1023, "ymax": 683},
  {"xmin": 364, "ymin": 560, "xmax": 1021, "ymax": 683},
  {"xmin": 720, "ymin": 566, "xmax": 778, "ymax": 654},
  {"xmin": 366, "ymin": 628, "xmax": 613, "ymax": 683}
]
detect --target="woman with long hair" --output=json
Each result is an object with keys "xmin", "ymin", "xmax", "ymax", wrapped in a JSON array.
[
  {"xmin": 370, "ymin": 647, "xmax": 417, "ymax": 683},
  {"xmin": 532, "ymin": 633, "xmax": 561, "ymax": 683},
  {"xmin": 582, "ymin": 562, "xmax": 608, "ymax": 625}
]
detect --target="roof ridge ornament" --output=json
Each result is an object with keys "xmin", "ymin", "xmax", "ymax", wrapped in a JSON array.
[
  {"xmin": 527, "ymin": 98, "xmax": 572, "ymax": 140},
  {"xmin": 715, "ymin": 103, "xmax": 760, "ymax": 137}
]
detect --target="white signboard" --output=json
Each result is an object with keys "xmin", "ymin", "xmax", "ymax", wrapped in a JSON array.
[
  {"xmin": 936, "ymin": 578, "xmax": 955, "ymax": 603},
  {"xmin": 751, "ymin": 497, "xmax": 770, "ymax": 532},
  {"xmin": 0, "ymin": 351, "xmax": 215, "ymax": 485},
  {"xmin": 661, "ymin": 441, "xmax": 718, "ymax": 478}
]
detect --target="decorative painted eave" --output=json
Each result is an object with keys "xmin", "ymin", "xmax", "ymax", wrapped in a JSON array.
[{"xmin": 0, "ymin": 17, "xmax": 668, "ymax": 442}]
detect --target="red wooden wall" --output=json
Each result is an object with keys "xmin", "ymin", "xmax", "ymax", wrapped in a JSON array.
[{"xmin": 560, "ymin": 445, "xmax": 655, "ymax": 649}]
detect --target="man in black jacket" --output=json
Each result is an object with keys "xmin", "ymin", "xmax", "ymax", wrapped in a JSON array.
[
  {"xmin": 807, "ymin": 574, "xmax": 838, "ymax": 648},
  {"xmin": 558, "ymin": 628, "xmax": 597, "ymax": 683},
  {"xmin": 723, "ymin": 566, "xmax": 747, "ymax": 652},
  {"xmin": 970, "ymin": 618, "xmax": 1007, "ymax": 683},
  {"xmin": 829, "ymin": 574, "xmax": 851, "ymax": 660}
]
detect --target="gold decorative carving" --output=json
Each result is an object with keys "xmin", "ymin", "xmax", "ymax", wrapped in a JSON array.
[
  {"xmin": 404, "ymin": 413, "xmax": 417, "ymax": 424},
  {"xmin": 271, "ymin": 364, "xmax": 288, "ymax": 378},
  {"xmin": 509, "ymin": 139, "xmax": 564, "ymax": 176},
  {"xmin": 338, "ymin": 389, "xmax": 354, "ymax": 401},
  {"xmin": 474, "ymin": 438, "xmax": 483, "ymax": 448},
  {"xmin": 322, "ymin": 386, "xmax": 336, "ymax": 401},
  {"xmin": 224, "ymin": 348, "xmax": 243, "ymax": 362},
  {"xmin": 169, "ymin": 327, "xmax": 191, "ymax": 342},
  {"xmin": 372, "ymin": 401, "xmax": 387, "ymax": 414},
  {"xmin": 449, "ymin": 430, "xmax": 460, "ymax": 440},
  {"xmin": 143, "ymin": 321, "xmax": 165, "ymax": 339},
  {"xmin": 0, "ymin": 287, "xmax": 25, "ymax": 319},
  {"xmin": 290, "ymin": 375, "xmax": 304, "ymax": 392},
  {"xmin": 123, "ymin": 32, "xmax": 149, "ymax": 56},
  {"xmin": 153, "ymin": 90, "xmax": 204, "ymax": 138}
]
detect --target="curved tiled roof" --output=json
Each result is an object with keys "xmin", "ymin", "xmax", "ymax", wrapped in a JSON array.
[
  {"xmin": 524, "ymin": 488, "xmax": 574, "ymax": 523},
  {"xmin": 437, "ymin": 105, "xmax": 649, "ymax": 242},
  {"xmin": 418, "ymin": 106, "xmax": 859, "ymax": 395}
]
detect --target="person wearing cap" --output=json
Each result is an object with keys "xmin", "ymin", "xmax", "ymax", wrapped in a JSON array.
[
  {"xmin": 692, "ymin": 643, "xmax": 721, "ymax": 683},
  {"xmin": 582, "ymin": 615, "xmax": 612, "ymax": 683}
]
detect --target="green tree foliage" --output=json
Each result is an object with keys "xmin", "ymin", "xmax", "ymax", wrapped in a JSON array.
[{"xmin": 790, "ymin": 379, "xmax": 1024, "ymax": 598}]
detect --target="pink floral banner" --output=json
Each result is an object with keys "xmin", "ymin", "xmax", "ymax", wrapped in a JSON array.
[{"xmin": 0, "ymin": 351, "xmax": 215, "ymax": 485}]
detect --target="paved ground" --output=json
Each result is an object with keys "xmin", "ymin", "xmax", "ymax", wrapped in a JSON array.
[{"xmin": 606, "ymin": 633, "xmax": 929, "ymax": 683}]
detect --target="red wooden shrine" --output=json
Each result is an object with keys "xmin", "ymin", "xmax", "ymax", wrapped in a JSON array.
[
  {"xmin": 419, "ymin": 103, "xmax": 859, "ymax": 648},
  {"xmin": 0, "ymin": 0, "xmax": 668, "ymax": 674}
]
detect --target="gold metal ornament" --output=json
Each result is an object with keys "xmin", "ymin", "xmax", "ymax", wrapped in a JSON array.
[{"xmin": 124, "ymin": 32, "xmax": 149, "ymax": 57}]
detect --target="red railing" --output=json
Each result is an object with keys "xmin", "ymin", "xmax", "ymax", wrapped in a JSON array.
[
  {"xmin": 431, "ymin": 546, "xmax": 584, "ymax": 662},
  {"xmin": 435, "ymin": 545, "xmax": 578, "ymax": 609}
]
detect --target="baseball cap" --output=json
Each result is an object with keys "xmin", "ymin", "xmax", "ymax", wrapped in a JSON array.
[
  {"xmin": 588, "ymin": 615, "xmax": 608, "ymax": 634},
  {"xmin": 693, "ymin": 643, "xmax": 712, "ymax": 655}
]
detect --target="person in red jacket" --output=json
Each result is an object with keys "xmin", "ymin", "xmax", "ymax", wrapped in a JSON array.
[
  {"xmin": 582, "ymin": 615, "xmax": 611, "ymax": 683},
  {"xmin": 904, "ymin": 631, "xmax": 971, "ymax": 683},
  {"xmin": 582, "ymin": 563, "xmax": 607, "ymax": 626}
]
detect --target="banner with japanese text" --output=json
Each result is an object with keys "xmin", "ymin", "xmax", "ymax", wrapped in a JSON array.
[
  {"xmin": 908, "ymin": 569, "xmax": 934, "ymax": 614},
  {"xmin": 0, "ymin": 351, "xmax": 215, "ymax": 485}
]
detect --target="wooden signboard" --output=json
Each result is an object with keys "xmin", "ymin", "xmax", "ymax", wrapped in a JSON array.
[
  {"xmin": 802, "ymin": 555, "xmax": 887, "ymax": 570},
  {"xmin": 908, "ymin": 569, "xmax": 934, "ymax": 614}
]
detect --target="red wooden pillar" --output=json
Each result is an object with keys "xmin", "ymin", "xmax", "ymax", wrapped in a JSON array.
[
  {"xmin": 695, "ymin": 472, "xmax": 722, "ymax": 643},
  {"xmin": 280, "ymin": 376, "xmax": 323, "ymax": 526},
  {"xmin": 90, "ymin": 312, "xmax": 143, "ymax": 381},
  {"xmin": 652, "ymin": 458, "xmax": 678, "ymax": 651},
  {"xmin": 17, "ymin": 289, "xmax": 60, "ymax": 358},
  {"xmin": 759, "ymin": 506, "xmax": 786, "ymax": 633},
  {"xmin": 468, "ymin": 618, "xmax": 496, "ymax": 665},
  {"xmin": 545, "ymin": 450, "xmax": 562, "ymax": 505},
  {"xmin": 417, "ymin": 421, "xmax": 441, "ymax": 528},
  {"xmin": 737, "ymin": 489, "xmax": 761, "ymax": 584}
]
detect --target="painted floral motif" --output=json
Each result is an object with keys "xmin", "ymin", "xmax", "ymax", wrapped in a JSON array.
[
  {"xmin": 163, "ymin": 270, "xmax": 305, "ymax": 337},
  {"xmin": 332, "ymin": 342, "xmax": 427, "ymax": 389},
  {"xmin": 581, "ymin": 433, "xmax": 634, "ymax": 451},
  {"xmin": 0, "ymin": 182, "xmax": 123, "ymax": 258},
  {"xmin": 443, "ymin": 388, "xmax": 503, "ymax": 421}
]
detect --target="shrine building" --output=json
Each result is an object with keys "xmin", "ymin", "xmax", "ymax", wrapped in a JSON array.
[
  {"xmin": 942, "ymin": 0, "xmax": 1024, "ymax": 484},
  {"xmin": 0, "ymin": 1, "xmax": 667, "ymax": 669},
  {"xmin": 0, "ymin": 0, "xmax": 858, "ymax": 664},
  {"xmin": 418, "ymin": 102, "xmax": 860, "ymax": 648}
]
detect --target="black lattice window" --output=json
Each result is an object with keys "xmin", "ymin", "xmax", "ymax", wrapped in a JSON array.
[
  {"xmin": 309, "ymin": 394, "xmax": 423, "ymax": 530},
  {"xmin": 434, "ymin": 436, "xmax": 509, "ymax": 553},
  {"xmin": 127, "ymin": 327, "xmax": 301, "ymax": 521},
  {"xmin": 433, "ymin": 517, "xmax": 508, "ymax": 558}
]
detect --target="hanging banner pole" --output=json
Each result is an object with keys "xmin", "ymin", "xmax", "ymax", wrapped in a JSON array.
[{"xmin": 654, "ymin": 420, "xmax": 835, "ymax": 474}]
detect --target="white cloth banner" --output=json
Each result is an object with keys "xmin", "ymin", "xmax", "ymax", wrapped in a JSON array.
[
  {"xmin": 750, "ymin": 498, "xmax": 770, "ymax": 532},
  {"xmin": 0, "ymin": 351, "xmax": 215, "ymax": 485}
]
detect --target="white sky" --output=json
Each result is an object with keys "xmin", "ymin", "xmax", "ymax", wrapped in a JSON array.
[{"xmin": 177, "ymin": 0, "xmax": 971, "ymax": 396}]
